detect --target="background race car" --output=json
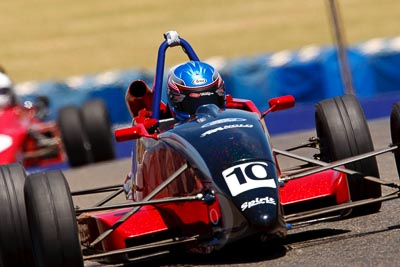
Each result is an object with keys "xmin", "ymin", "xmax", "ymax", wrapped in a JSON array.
[{"xmin": 0, "ymin": 96, "xmax": 115, "ymax": 168}]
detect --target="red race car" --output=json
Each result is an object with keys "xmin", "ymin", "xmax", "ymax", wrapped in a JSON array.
[
  {"xmin": 0, "ymin": 70, "xmax": 115, "ymax": 168},
  {"xmin": 1, "ymin": 31, "xmax": 400, "ymax": 266}
]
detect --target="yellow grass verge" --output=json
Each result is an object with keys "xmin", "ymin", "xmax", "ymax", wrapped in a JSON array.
[{"xmin": 1, "ymin": 0, "xmax": 399, "ymax": 82}]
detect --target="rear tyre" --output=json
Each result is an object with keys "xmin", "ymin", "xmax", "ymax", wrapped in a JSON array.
[
  {"xmin": 24, "ymin": 170, "xmax": 83, "ymax": 267},
  {"xmin": 315, "ymin": 94, "xmax": 381, "ymax": 215},
  {"xmin": 81, "ymin": 99, "xmax": 115, "ymax": 162},
  {"xmin": 57, "ymin": 106, "xmax": 91, "ymax": 167},
  {"xmin": 0, "ymin": 164, "xmax": 34, "ymax": 266},
  {"xmin": 390, "ymin": 102, "xmax": 400, "ymax": 178}
]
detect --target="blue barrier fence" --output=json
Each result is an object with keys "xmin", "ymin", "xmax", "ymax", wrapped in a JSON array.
[{"xmin": 15, "ymin": 36, "xmax": 400, "ymax": 134}]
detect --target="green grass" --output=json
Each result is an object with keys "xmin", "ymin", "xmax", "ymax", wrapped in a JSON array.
[{"xmin": 1, "ymin": 0, "xmax": 399, "ymax": 82}]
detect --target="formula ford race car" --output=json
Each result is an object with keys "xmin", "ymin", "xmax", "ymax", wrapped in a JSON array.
[
  {"xmin": 0, "ymin": 97, "xmax": 115, "ymax": 168},
  {"xmin": 2, "ymin": 31, "xmax": 400, "ymax": 267}
]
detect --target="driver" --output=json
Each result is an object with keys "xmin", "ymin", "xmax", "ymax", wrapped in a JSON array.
[
  {"xmin": 124, "ymin": 61, "xmax": 226, "ymax": 199},
  {"xmin": 166, "ymin": 61, "xmax": 226, "ymax": 121},
  {"xmin": 0, "ymin": 68, "xmax": 17, "ymax": 109}
]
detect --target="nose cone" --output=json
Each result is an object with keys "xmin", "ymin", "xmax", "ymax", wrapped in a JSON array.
[
  {"xmin": 240, "ymin": 197, "xmax": 284, "ymax": 233},
  {"xmin": 250, "ymin": 211, "xmax": 279, "ymax": 231},
  {"xmin": 257, "ymin": 214, "xmax": 273, "ymax": 226}
]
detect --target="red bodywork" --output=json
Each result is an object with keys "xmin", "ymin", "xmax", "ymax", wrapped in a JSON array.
[
  {"xmin": 0, "ymin": 105, "xmax": 64, "ymax": 167},
  {"xmin": 78, "ymin": 171, "xmax": 349, "ymax": 252},
  {"xmin": 79, "ymin": 201, "xmax": 222, "ymax": 252},
  {"xmin": 77, "ymin": 95, "xmax": 351, "ymax": 255},
  {"xmin": 280, "ymin": 170, "xmax": 349, "ymax": 205}
]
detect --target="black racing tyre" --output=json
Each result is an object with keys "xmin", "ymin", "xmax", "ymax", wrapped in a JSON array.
[
  {"xmin": 315, "ymin": 94, "xmax": 381, "ymax": 215},
  {"xmin": 24, "ymin": 170, "xmax": 83, "ymax": 267},
  {"xmin": 0, "ymin": 164, "xmax": 34, "ymax": 267},
  {"xmin": 390, "ymin": 102, "xmax": 400, "ymax": 178},
  {"xmin": 81, "ymin": 99, "xmax": 115, "ymax": 162},
  {"xmin": 57, "ymin": 105, "xmax": 91, "ymax": 167}
]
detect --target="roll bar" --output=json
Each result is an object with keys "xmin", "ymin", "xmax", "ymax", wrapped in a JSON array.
[{"xmin": 151, "ymin": 31, "xmax": 200, "ymax": 120}]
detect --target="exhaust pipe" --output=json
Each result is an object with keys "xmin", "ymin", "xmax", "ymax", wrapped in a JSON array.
[{"xmin": 125, "ymin": 80, "xmax": 153, "ymax": 117}]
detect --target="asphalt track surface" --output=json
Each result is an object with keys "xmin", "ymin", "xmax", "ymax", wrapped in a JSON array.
[{"xmin": 64, "ymin": 117, "xmax": 400, "ymax": 267}]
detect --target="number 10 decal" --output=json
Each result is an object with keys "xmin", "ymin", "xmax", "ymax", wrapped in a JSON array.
[{"xmin": 222, "ymin": 161, "xmax": 276, "ymax": 196}]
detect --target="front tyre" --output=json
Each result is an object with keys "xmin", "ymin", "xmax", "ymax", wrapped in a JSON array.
[
  {"xmin": 24, "ymin": 170, "xmax": 83, "ymax": 267},
  {"xmin": 390, "ymin": 102, "xmax": 400, "ymax": 178},
  {"xmin": 0, "ymin": 164, "xmax": 34, "ymax": 267},
  {"xmin": 315, "ymin": 94, "xmax": 381, "ymax": 215}
]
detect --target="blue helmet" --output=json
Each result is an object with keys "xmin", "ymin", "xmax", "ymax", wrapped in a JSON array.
[{"xmin": 167, "ymin": 61, "xmax": 225, "ymax": 121}]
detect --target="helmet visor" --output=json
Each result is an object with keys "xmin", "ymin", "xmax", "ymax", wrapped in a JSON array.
[{"xmin": 176, "ymin": 85, "xmax": 225, "ymax": 115}]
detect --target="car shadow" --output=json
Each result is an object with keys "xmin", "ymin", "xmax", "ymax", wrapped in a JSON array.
[
  {"xmin": 284, "ymin": 223, "xmax": 400, "ymax": 250},
  {"xmin": 120, "ymin": 237, "xmax": 287, "ymax": 267},
  {"xmin": 120, "ymin": 223, "xmax": 400, "ymax": 267}
]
